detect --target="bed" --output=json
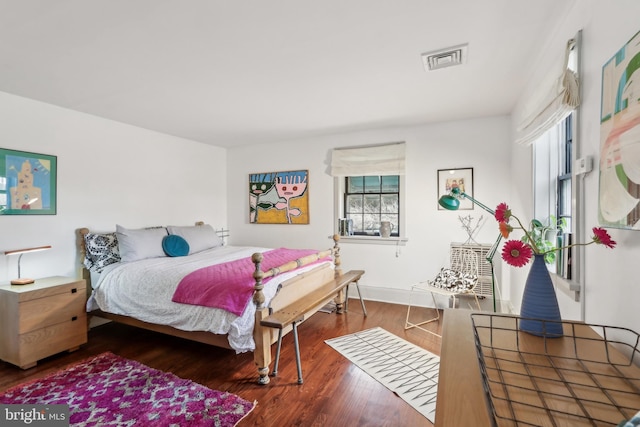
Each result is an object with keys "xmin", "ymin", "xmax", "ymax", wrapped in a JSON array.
[{"xmin": 77, "ymin": 223, "xmax": 342, "ymax": 384}]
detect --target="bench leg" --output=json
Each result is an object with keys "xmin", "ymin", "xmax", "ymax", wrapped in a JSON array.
[
  {"xmin": 271, "ymin": 328, "xmax": 284, "ymax": 377},
  {"xmin": 356, "ymin": 280, "xmax": 367, "ymax": 316},
  {"xmin": 348, "ymin": 280, "xmax": 368, "ymax": 316},
  {"xmin": 345, "ymin": 285, "xmax": 350, "ymax": 312},
  {"xmin": 292, "ymin": 321, "xmax": 303, "ymax": 384}
]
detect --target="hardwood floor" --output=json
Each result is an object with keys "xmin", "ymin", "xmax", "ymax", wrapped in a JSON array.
[{"xmin": 0, "ymin": 301, "xmax": 443, "ymax": 426}]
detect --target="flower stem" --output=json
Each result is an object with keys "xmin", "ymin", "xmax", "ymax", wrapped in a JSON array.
[
  {"xmin": 539, "ymin": 241, "xmax": 594, "ymax": 256},
  {"xmin": 512, "ymin": 215, "xmax": 540, "ymax": 253}
]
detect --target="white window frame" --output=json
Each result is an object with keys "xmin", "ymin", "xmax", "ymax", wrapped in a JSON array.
[{"xmin": 533, "ymin": 111, "xmax": 583, "ymax": 300}]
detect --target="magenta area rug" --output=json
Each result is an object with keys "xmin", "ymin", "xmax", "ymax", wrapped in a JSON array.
[{"xmin": 0, "ymin": 352, "xmax": 256, "ymax": 426}]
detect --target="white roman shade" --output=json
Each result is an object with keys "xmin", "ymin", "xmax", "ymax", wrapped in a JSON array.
[
  {"xmin": 330, "ymin": 142, "xmax": 406, "ymax": 176},
  {"xmin": 515, "ymin": 36, "xmax": 581, "ymax": 145}
]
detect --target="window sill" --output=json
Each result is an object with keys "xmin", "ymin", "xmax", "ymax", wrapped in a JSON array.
[
  {"xmin": 334, "ymin": 235, "xmax": 408, "ymax": 246},
  {"xmin": 551, "ymin": 273, "xmax": 581, "ymax": 302}
]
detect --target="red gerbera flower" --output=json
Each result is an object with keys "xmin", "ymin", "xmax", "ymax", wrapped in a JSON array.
[
  {"xmin": 499, "ymin": 222, "xmax": 512, "ymax": 239},
  {"xmin": 495, "ymin": 203, "xmax": 511, "ymax": 223},
  {"xmin": 592, "ymin": 227, "xmax": 616, "ymax": 249},
  {"xmin": 501, "ymin": 240, "xmax": 533, "ymax": 267}
]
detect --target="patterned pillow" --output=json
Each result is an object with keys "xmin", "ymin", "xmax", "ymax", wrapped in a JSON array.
[
  {"xmin": 432, "ymin": 268, "xmax": 478, "ymax": 292},
  {"xmin": 83, "ymin": 232, "xmax": 121, "ymax": 273}
]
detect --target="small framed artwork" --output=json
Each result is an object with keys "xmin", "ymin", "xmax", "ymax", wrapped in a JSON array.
[
  {"xmin": 249, "ymin": 169, "xmax": 309, "ymax": 224},
  {"xmin": 0, "ymin": 148, "xmax": 57, "ymax": 215},
  {"xmin": 437, "ymin": 167, "xmax": 473, "ymax": 210}
]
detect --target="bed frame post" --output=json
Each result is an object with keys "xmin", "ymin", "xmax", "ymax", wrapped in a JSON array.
[
  {"xmin": 331, "ymin": 234, "xmax": 347, "ymax": 312},
  {"xmin": 77, "ymin": 228, "xmax": 93, "ymax": 299},
  {"xmin": 252, "ymin": 253, "xmax": 271, "ymax": 385},
  {"xmin": 332, "ymin": 234, "xmax": 342, "ymax": 277},
  {"xmin": 252, "ymin": 253, "xmax": 266, "ymax": 309}
]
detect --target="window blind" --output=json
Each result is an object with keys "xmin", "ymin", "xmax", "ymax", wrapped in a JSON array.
[
  {"xmin": 330, "ymin": 142, "xmax": 406, "ymax": 176},
  {"xmin": 515, "ymin": 37, "xmax": 580, "ymax": 146}
]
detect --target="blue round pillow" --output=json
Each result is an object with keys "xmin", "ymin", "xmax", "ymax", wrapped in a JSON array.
[{"xmin": 162, "ymin": 234, "xmax": 190, "ymax": 257}]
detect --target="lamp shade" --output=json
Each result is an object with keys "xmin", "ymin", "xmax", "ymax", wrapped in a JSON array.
[
  {"xmin": 4, "ymin": 245, "xmax": 51, "ymax": 285},
  {"xmin": 4, "ymin": 245, "xmax": 52, "ymax": 256},
  {"xmin": 438, "ymin": 195, "xmax": 461, "ymax": 210}
]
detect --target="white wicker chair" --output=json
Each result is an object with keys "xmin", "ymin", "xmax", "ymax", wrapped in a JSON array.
[{"xmin": 404, "ymin": 247, "xmax": 481, "ymax": 336}]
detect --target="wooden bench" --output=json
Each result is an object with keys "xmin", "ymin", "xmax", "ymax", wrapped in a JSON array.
[{"xmin": 260, "ymin": 269, "xmax": 365, "ymax": 384}]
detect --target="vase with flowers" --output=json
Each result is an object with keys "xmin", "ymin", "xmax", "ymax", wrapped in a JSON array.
[{"xmin": 494, "ymin": 202, "xmax": 616, "ymax": 336}]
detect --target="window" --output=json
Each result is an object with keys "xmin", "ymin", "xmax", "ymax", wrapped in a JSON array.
[
  {"xmin": 533, "ymin": 113, "xmax": 574, "ymax": 279},
  {"xmin": 330, "ymin": 142, "xmax": 406, "ymax": 242},
  {"xmin": 344, "ymin": 175, "xmax": 400, "ymax": 236}
]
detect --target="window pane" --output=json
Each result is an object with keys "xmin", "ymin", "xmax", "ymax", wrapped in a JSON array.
[
  {"xmin": 347, "ymin": 176, "xmax": 364, "ymax": 193},
  {"xmin": 381, "ymin": 176, "xmax": 399, "ymax": 192},
  {"xmin": 564, "ymin": 114, "xmax": 573, "ymax": 174},
  {"xmin": 558, "ymin": 179, "xmax": 571, "ymax": 217},
  {"xmin": 363, "ymin": 214, "xmax": 378, "ymax": 232},
  {"xmin": 364, "ymin": 176, "xmax": 381, "ymax": 193},
  {"xmin": 381, "ymin": 194, "xmax": 398, "ymax": 213},
  {"xmin": 347, "ymin": 214, "xmax": 363, "ymax": 232},
  {"xmin": 346, "ymin": 195, "xmax": 363, "ymax": 213},
  {"xmin": 364, "ymin": 194, "xmax": 380, "ymax": 213}
]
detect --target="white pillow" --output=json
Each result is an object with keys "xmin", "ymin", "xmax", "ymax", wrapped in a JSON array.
[
  {"xmin": 116, "ymin": 225, "xmax": 168, "ymax": 262},
  {"xmin": 167, "ymin": 224, "xmax": 223, "ymax": 254}
]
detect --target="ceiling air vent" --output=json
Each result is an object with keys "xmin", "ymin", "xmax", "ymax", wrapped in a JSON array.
[{"xmin": 421, "ymin": 43, "xmax": 468, "ymax": 71}]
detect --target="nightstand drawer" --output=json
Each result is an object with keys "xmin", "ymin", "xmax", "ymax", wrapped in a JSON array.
[
  {"xmin": 18, "ymin": 289, "xmax": 86, "ymax": 334},
  {"xmin": 18, "ymin": 315, "xmax": 87, "ymax": 368},
  {"xmin": 15, "ymin": 279, "xmax": 86, "ymax": 302}
]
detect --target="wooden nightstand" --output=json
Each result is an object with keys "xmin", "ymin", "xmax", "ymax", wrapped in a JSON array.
[{"xmin": 0, "ymin": 276, "xmax": 87, "ymax": 369}]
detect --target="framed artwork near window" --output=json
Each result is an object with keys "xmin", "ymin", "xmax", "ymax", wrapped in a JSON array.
[
  {"xmin": 599, "ymin": 29, "xmax": 640, "ymax": 229},
  {"xmin": 437, "ymin": 167, "xmax": 473, "ymax": 210},
  {"xmin": 0, "ymin": 148, "xmax": 57, "ymax": 215},
  {"xmin": 249, "ymin": 169, "xmax": 309, "ymax": 224}
]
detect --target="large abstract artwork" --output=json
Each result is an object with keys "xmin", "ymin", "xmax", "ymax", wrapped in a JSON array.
[
  {"xmin": 249, "ymin": 170, "xmax": 309, "ymax": 224},
  {"xmin": 0, "ymin": 148, "xmax": 57, "ymax": 215},
  {"xmin": 599, "ymin": 30, "xmax": 640, "ymax": 229}
]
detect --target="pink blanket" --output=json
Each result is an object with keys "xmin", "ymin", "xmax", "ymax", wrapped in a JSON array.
[{"xmin": 171, "ymin": 248, "xmax": 331, "ymax": 316}]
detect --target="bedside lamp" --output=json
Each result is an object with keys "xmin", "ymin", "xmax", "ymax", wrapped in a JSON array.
[
  {"xmin": 4, "ymin": 245, "xmax": 51, "ymax": 285},
  {"xmin": 439, "ymin": 188, "xmax": 502, "ymax": 312}
]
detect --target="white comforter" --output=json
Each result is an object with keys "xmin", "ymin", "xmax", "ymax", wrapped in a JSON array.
[{"xmin": 87, "ymin": 245, "xmax": 330, "ymax": 353}]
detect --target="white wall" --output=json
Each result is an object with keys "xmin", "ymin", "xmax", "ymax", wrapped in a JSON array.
[
  {"xmin": 0, "ymin": 91, "xmax": 227, "ymax": 283},
  {"xmin": 227, "ymin": 116, "xmax": 512, "ymax": 305},
  {"xmin": 510, "ymin": 0, "xmax": 640, "ymax": 332}
]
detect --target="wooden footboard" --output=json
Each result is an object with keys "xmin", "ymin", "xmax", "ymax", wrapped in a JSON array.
[
  {"xmin": 251, "ymin": 235, "xmax": 341, "ymax": 384},
  {"xmin": 78, "ymin": 226, "xmax": 343, "ymax": 385}
]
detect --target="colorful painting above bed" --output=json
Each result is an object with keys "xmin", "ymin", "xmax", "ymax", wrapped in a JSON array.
[{"xmin": 249, "ymin": 169, "xmax": 309, "ymax": 224}]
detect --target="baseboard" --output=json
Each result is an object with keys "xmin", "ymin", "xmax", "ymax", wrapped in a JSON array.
[{"xmin": 349, "ymin": 284, "xmax": 513, "ymax": 313}]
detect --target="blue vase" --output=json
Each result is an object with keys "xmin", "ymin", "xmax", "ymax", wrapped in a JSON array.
[{"xmin": 519, "ymin": 254, "xmax": 564, "ymax": 337}]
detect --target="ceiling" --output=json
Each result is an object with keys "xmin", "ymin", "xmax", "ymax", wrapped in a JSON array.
[{"xmin": 0, "ymin": 1, "xmax": 571, "ymax": 148}]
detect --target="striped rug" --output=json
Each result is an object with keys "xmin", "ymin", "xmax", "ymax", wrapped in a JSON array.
[{"xmin": 325, "ymin": 327, "xmax": 439, "ymax": 423}]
